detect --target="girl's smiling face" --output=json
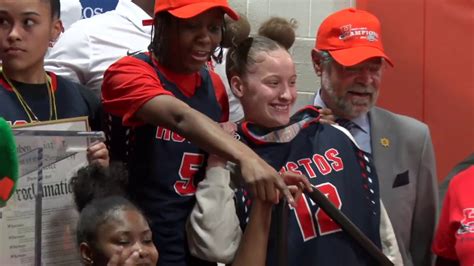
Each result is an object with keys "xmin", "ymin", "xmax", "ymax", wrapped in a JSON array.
[
  {"xmin": 90, "ymin": 208, "xmax": 159, "ymax": 266},
  {"xmin": 233, "ymin": 48, "xmax": 297, "ymax": 128}
]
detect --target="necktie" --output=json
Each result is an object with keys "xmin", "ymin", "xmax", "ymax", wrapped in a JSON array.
[
  {"xmin": 336, "ymin": 118, "xmax": 371, "ymax": 153},
  {"xmin": 336, "ymin": 118, "xmax": 359, "ymax": 133}
]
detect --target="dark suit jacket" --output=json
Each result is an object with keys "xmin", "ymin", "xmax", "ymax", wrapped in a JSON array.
[{"xmin": 370, "ymin": 107, "xmax": 438, "ymax": 266}]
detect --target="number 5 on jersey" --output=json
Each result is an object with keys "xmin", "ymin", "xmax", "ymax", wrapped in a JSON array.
[
  {"xmin": 174, "ymin": 152, "xmax": 205, "ymax": 196},
  {"xmin": 291, "ymin": 182, "xmax": 342, "ymax": 241}
]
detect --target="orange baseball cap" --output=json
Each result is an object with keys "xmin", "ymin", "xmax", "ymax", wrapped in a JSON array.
[
  {"xmin": 154, "ymin": 0, "xmax": 239, "ymax": 20},
  {"xmin": 315, "ymin": 8, "xmax": 393, "ymax": 67}
]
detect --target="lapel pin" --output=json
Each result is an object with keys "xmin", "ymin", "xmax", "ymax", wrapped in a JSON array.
[{"xmin": 380, "ymin": 137, "xmax": 390, "ymax": 148}]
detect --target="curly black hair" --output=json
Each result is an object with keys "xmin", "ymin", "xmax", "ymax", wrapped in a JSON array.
[
  {"xmin": 71, "ymin": 163, "xmax": 143, "ymax": 248},
  {"xmin": 70, "ymin": 163, "xmax": 128, "ymax": 211}
]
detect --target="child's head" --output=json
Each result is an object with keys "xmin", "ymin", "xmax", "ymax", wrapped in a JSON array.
[
  {"xmin": 0, "ymin": 0, "xmax": 62, "ymax": 75},
  {"xmin": 149, "ymin": 0, "xmax": 238, "ymax": 74},
  {"xmin": 72, "ymin": 164, "xmax": 159, "ymax": 266},
  {"xmin": 226, "ymin": 17, "xmax": 298, "ymax": 128}
]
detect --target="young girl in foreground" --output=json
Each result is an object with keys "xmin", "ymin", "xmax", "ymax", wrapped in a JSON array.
[{"xmin": 71, "ymin": 164, "xmax": 159, "ymax": 266}]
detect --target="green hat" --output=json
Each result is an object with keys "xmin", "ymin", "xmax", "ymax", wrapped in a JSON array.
[{"xmin": 0, "ymin": 118, "xmax": 18, "ymax": 207}]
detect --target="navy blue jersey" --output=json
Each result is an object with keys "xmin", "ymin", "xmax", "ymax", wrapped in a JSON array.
[
  {"xmin": 108, "ymin": 53, "xmax": 222, "ymax": 266},
  {"xmin": 0, "ymin": 72, "xmax": 101, "ymax": 129},
  {"xmin": 235, "ymin": 106, "xmax": 381, "ymax": 266}
]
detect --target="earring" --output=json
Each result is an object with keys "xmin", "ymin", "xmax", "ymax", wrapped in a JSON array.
[{"xmin": 49, "ymin": 39, "xmax": 57, "ymax": 48}]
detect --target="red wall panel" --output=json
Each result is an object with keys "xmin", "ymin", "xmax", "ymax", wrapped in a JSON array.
[{"xmin": 357, "ymin": 0, "xmax": 474, "ymax": 181}]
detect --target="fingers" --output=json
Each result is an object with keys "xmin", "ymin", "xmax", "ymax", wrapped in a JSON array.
[
  {"xmin": 264, "ymin": 181, "xmax": 278, "ymax": 204},
  {"xmin": 319, "ymin": 107, "xmax": 333, "ymax": 116},
  {"xmin": 107, "ymin": 251, "xmax": 119, "ymax": 266},
  {"xmin": 294, "ymin": 188, "xmax": 302, "ymax": 202},
  {"xmin": 273, "ymin": 175, "xmax": 295, "ymax": 207},
  {"xmin": 244, "ymin": 167, "xmax": 312, "ymax": 207},
  {"xmin": 107, "ymin": 247, "xmax": 125, "ymax": 266},
  {"xmin": 288, "ymin": 185, "xmax": 303, "ymax": 202},
  {"xmin": 107, "ymin": 247, "xmax": 140, "ymax": 266},
  {"xmin": 319, "ymin": 118, "xmax": 336, "ymax": 125},
  {"xmin": 123, "ymin": 251, "xmax": 140, "ymax": 266},
  {"xmin": 249, "ymin": 175, "xmax": 279, "ymax": 204},
  {"xmin": 301, "ymin": 177, "xmax": 313, "ymax": 192},
  {"xmin": 281, "ymin": 172, "xmax": 313, "ymax": 192},
  {"xmin": 87, "ymin": 142, "xmax": 109, "ymax": 167},
  {"xmin": 245, "ymin": 170, "xmax": 309, "ymax": 207},
  {"xmin": 239, "ymin": 155, "xmax": 294, "ymax": 205},
  {"xmin": 87, "ymin": 141, "xmax": 107, "ymax": 155},
  {"xmin": 274, "ymin": 189, "xmax": 280, "ymax": 204},
  {"xmin": 318, "ymin": 108, "xmax": 336, "ymax": 124},
  {"xmin": 252, "ymin": 180, "xmax": 280, "ymax": 204}
]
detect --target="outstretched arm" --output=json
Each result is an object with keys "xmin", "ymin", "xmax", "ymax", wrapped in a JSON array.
[{"xmin": 137, "ymin": 95, "xmax": 293, "ymax": 203}]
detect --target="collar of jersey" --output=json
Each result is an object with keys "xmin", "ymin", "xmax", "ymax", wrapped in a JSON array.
[
  {"xmin": 0, "ymin": 71, "xmax": 58, "ymax": 93},
  {"xmin": 149, "ymin": 53, "xmax": 202, "ymax": 97},
  {"xmin": 240, "ymin": 105, "xmax": 321, "ymax": 145}
]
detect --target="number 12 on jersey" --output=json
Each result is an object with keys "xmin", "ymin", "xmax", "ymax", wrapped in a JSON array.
[{"xmin": 290, "ymin": 182, "xmax": 342, "ymax": 241}]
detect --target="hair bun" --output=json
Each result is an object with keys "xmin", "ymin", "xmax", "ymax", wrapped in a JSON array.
[
  {"xmin": 258, "ymin": 17, "xmax": 298, "ymax": 50},
  {"xmin": 222, "ymin": 13, "xmax": 251, "ymax": 48},
  {"xmin": 70, "ymin": 163, "xmax": 128, "ymax": 212}
]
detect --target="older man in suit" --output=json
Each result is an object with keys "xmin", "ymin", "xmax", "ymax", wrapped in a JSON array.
[{"xmin": 312, "ymin": 8, "xmax": 438, "ymax": 266}]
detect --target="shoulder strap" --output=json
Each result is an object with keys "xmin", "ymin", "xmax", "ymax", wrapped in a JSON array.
[{"xmin": 132, "ymin": 53, "xmax": 166, "ymax": 84}]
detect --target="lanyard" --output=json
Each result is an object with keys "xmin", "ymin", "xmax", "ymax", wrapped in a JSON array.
[{"xmin": 1, "ymin": 71, "xmax": 58, "ymax": 123}]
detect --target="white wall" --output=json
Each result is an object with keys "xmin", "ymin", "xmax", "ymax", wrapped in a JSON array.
[{"xmin": 229, "ymin": 0, "xmax": 354, "ymax": 111}]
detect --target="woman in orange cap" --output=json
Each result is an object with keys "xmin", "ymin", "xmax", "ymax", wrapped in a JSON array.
[{"xmin": 101, "ymin": 1, "xmax": 305, "ymax": 265}]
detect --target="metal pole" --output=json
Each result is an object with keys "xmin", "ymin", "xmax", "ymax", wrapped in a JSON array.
[
  {"xmin": 34, "ymin": 148, "xmax": 43, "ymax": 266},
  {"xmin": 305, "ymin": 190, "xmax": 393, "ymax": 266}
]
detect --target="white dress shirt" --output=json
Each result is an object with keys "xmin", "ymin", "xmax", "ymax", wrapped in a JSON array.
[
  {"xmin": 45, "ymin": 0, "xmax": 152, "ymax": 96},
  {"xmin": 60, "ymin": 0, "xmax": 83, "ymax": 31},
  {"xmin": 313, "ymin": 91, "xmax": 372, "ymax": 153}
]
